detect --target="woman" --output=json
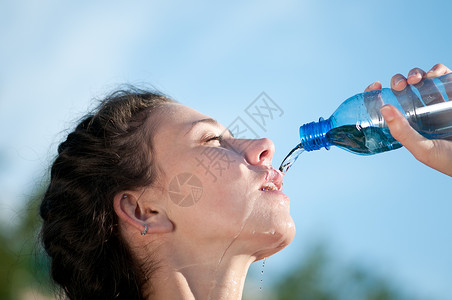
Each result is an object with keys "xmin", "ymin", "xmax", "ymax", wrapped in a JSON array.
[{"xmin": 39, "ymin": 64, "xmax": 452, "ymax": 300}]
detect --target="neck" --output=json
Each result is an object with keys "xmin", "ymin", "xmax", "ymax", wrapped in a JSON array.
[{"xmin": 144, "ymin": 250, "xmax": 255, "ymax": 300}]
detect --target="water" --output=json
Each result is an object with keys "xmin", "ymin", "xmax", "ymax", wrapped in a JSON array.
[
  {"xmin": 259, "ymin": 258, "xmax": 267, "ymax": 291},
  {"xmin": 410, "ymin": 101, "xmax": 452, "ymax": 139},
  {"xmin": 279, "ymin": 144, "xmax": 304, "ymax": 173},
  {"xmin": 325, "ymin": 125, "xmax": 402, "ymax": 154}
]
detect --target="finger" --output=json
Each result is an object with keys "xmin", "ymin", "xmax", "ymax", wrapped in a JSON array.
[
  {"xmin": 364, "ymin": 81, "xmax": 382, "ymax": 92},
  {"xmin": 391, "ymin": 74, "xmax": 407, "ymax": 91},
  {"xmin": 407, "ymin": 67, "xmax": 426, "ymax": 85},
  {"xmin": 425, "ymin": 63, "xmax": 452, "ymax": 78},
  {"xmin": 380, "ymin": 105, "xmax": 433, "ymax": 161}
]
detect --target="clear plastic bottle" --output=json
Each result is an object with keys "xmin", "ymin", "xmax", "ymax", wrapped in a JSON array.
[
  {"xmin": 279, "ymin": 73, "xmax": 452, "ymax": 173},
  {"xmin": 298, "ymin": 73, "xmax": 452, "ymax": 155}
]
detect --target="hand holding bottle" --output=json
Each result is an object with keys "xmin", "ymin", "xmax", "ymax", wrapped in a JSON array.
[{"xmin": 365, "ymin": 64, "xmax": 452, "ymax": 177}]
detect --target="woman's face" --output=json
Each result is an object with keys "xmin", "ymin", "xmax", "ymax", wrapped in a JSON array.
[{"xmin": 149, "ymin": 103, "xmax": 295, "ymax": 259}]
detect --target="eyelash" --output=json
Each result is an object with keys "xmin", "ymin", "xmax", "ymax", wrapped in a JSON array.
[{"xmin": 204, "ymin": 134, "xmax": 223, "ymax": 144}]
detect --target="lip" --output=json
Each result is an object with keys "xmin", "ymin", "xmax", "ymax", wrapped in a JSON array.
[{"xmin": 260, "ymin": 168, "xmax": 284, "ymax": 192}]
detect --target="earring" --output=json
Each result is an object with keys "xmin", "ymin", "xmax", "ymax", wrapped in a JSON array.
[{"xmin": 141, "ymin": 224, "xmax": 148, "ymax": 236}]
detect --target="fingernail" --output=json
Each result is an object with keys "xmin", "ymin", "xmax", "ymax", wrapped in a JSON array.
[
  {"xmin": 408, "ymin": 70, "xmax": 417, "ymax": 78},
  {"xmin": 368, "ymin": 81, "xmax": 381, "ymax": 89},
  {"xmin": 380, "ymin": 105, "xmax": 395, "ymax": 122},
  {"xmin": 393, "ymin": 77, "xmax": 404, "ymax": 87}
]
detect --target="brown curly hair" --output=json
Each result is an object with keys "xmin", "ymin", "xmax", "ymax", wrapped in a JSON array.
[{"xmin": 39, "ymin": 87, "xmax": 174, "ymax": 299}]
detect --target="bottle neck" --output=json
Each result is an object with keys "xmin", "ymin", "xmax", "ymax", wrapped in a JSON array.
[{"xmin": 299, "ymin": 117, "xmax": 332, "ymax": 151}]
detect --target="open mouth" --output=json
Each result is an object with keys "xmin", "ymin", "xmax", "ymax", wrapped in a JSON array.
[
  {"xmin": 260, "ymin": 169, "xmax": 283, "ymax": 192},
  {"xmin": 260, "ymin": 182, "xmax": 279, "ymax": 191}
]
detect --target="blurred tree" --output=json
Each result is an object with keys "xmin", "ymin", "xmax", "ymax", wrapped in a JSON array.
[
  {"xmin": 0, "ymin": 228, "xmax": 16, "ymax": 299},
  {"xmin": 274, "ymin": 245, "xmax": 335, "ymax": 300},
  {"xmin": 272, "ymin": 244, "xmax": 417, "ymax": 300},
  {"xmin": 0, "ymin": 184, "xmax": 53, "ymax": 300}
]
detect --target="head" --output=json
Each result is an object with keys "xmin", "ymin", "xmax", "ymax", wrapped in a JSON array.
[{"xmin": 40, "ymin": 88, "xmax": 295, "ymax": 299}]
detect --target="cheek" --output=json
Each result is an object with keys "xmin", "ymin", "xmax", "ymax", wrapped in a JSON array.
[
  {"xmin": 198, "ymin": 164, "xmax": 257, "ymax": 225},
  {"xmin": 166, "ymin": 148, "xmax": 260, "ymax": 231}
]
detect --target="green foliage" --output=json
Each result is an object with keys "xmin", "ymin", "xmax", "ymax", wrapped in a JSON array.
[
  {"xmin": 0, "ymin": 185, "xmax": 53, "ymax": 300},
  {"xmin": 275, "ymin": 245, "xmax": 335, "ymax": 300},
  {"xmin": 272, "ymin": 244, "xmax": 415, "ymax": 300},
  {"xmin": 0, "ymin": 230, "xmax": 16, "ymax": 299}
]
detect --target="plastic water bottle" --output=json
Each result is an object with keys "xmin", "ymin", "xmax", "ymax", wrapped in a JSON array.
[{"xmin": 279, "ymin": 73, "xmax": 452, "ymax": 173}]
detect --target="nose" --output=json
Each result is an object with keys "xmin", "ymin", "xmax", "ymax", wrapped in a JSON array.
[{"xmin": 240, "ymin": 138, "xmax": 275, "ymax": 166}]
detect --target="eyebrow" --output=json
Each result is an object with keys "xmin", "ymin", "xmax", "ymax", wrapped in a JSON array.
[{"xmin": 185, "ymin": 118, "xmax": 234, "ymax": 137}]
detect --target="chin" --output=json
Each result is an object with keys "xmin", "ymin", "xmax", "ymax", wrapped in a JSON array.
[{"xmin": 252, "ymin": 217, "xmax": 296, "ymax": 261}]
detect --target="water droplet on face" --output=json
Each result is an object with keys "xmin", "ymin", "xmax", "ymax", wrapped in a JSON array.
[{"xmin": 279, "ymin": 144, "xmax": 304, "ymax": 173}]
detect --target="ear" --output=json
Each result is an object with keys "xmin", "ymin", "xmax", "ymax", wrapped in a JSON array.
[{"xmin": 113, "ymin": 191, "xmax": 174, "ymax": 235}]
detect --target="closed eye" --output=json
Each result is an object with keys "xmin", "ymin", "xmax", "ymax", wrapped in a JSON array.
[{"xmin": 204, "ymin": 135, "xmax": 223, "ymax": 145}]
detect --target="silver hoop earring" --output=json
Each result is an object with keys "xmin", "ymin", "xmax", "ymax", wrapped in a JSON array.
[{"xmin": 141, "ymin": 224, "xmax": 148, "ymax": 236}]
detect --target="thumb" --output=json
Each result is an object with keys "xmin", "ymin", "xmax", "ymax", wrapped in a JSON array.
[{"xmin": 380, "ymin": 105, "xmax": 433, "ymax": 160}]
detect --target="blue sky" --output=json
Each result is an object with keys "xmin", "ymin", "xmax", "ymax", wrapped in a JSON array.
[{"xmin": 1, "ymin": 0, "xmax": 452, "ymax": 298}]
